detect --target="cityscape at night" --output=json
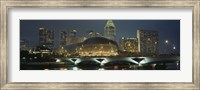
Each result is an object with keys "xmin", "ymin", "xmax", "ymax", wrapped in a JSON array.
[{"xmin": 20, "ymin": 20, "xmax": 180, "ymax": 70}]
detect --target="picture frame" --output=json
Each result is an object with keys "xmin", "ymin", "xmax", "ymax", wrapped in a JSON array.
[{"xmin": 0, "ymin": 0, "xmax": 199, "ymax": 89}]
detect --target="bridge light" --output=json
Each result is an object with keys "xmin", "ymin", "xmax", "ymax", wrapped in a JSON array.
[
  {"xmin": 22, "ymin": 57, "xmax": 26, "ymax": 60},
  {"xmin": 73, "ymin": 67, "xmax": 79, "ymax": 70},
  {"xmin": 99, "ymin": 68, "xmax": 104, "ymax": 70},
  {"xmin": 56, "ymin": 59, "xmax": 61, "ymax": 62}
]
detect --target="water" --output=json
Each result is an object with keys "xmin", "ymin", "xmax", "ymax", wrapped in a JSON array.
[{"xmin": 20, "ymin": 56, "xmax": 180, "ymax": 70}]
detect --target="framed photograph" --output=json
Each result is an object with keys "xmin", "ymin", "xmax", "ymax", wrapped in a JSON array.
[
  {"xmin": 19, "ymin": 19, "xmax": 180, "ymax": 71},
  {"xmin": 1, "ymin": 0, "xmax": 199, "ymax": 90}
]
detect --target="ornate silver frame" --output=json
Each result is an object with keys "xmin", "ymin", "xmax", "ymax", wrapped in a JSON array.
[{"xmin": 0, "ymin": 0, "xmax": 199, "ymax": 89}]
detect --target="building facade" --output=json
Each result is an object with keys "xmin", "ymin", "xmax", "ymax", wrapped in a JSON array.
[
  {"xmin": 119, "ymin": 37, "xmax": 138, "ymax": 52},
  {"xmin": 20, "ymin": 39, "xmax": 29, "ymax": 51},
  {"xmin": 66, "ymin": 37, "xmax": 86, "ymax": 45},
  {"xmin": 137, "ymin": 30, "xmax": 158, "ymax": 55},
  {"xmin": 76, "ymin": 37, "xmax": 119, "ymax": 56},
  {"xmin": 104, "ymin": 20, "xmax": 116, "ymax": 41},
  {"xmin": 39, "ymin": 27, "xmax": 54, "ymax": 49},
  {"xmin": 60, "ymin": 31, "xmax": 67, "ymax": 46}
]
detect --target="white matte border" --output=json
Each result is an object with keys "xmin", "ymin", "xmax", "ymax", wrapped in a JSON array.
[{"xmin": 8, "ymin": 8, "xmax": 192, "ymax": 82}]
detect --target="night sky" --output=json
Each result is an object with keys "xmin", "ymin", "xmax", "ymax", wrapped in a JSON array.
[{"xmin": 20, "ymin": 20, "xmax": 180, "ymax": 53}]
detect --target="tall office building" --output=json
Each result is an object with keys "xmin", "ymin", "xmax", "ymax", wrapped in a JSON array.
[
  {"xmin": 20, "ymin": 39, "xmax": 29, "ymax": 50},
  {"xmin": 39, "ymin": 27, "xmax": 54, "ymax": 49},
  {"xmin": 119, "ymin": 37, "xmax": 138, "ymax": 52},
  {"xmin": 104, "ymin": 20, "xmax": 116, "ymax": 41},
  {"xmin": 137, "ymin": 30, "xmax": 158, "ymax": 55},
  {"xmin": 60, "ymin": 31, "xmax": 67, "ymax": 46}
]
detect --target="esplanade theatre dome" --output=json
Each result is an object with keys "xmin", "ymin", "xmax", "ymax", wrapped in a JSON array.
[{"xmin": 76, "ymin": 37, "xmax": 119, "ymax": 56}]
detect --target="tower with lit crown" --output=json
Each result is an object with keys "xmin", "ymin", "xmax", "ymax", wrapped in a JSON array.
[{"xmin": 104, "ymin": 20, "xmax": 116, "ymax": 41}]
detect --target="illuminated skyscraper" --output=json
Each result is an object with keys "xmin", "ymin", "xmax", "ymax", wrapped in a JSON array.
[
  {"xmin": 119, "ymin": 37, "xmax": 138, "ymax": 52},
  {"xmin": 38, "ymin": 27, "xmax": 54, "ymax": 49},
  {"xmin": 137, "ymin": 30, "xmax": 158, "ymax": 55},
  {"xmin": 104, "ymin": 20, "xmax": 116, "ymax": 40}
]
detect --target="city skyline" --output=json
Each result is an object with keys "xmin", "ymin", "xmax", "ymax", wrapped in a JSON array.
[{"xmin": 20, "ymin": 20, "xmax": 180, "ymax": 54}]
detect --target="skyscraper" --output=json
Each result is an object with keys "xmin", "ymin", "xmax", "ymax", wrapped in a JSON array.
[
  {"xmin": 38, "ymin": 27, "xmax": 54, "ymax": 49},
  {"xmin": 104, "ymin": 20, "xmax": 116, "ymax": 41},
  {"xmin": 60, "ymin": 31, "xmax": 67, "ymax": 46},
  {"xmin": 20, "ymin": 39, "xmax": 29, "ymax": 50},
  {"xmin": 137, "ymin": 30, "xmax": 158, "ymax": 55},
  {"xmin": 119, "ymin": 37, "xmax": 138, "ymax": 52}
]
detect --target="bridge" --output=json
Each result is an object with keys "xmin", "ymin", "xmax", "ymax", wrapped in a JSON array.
[{"xmin": 59, "ymin": 57, "xmax": 180, "ymax": 66}]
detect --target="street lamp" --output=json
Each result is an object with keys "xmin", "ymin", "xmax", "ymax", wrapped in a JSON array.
[
  {"xmin": 164, "ymin": 40, "xmax": 169, "ymax": 54},
  {"xmin": 172, "ymin": 44, "xmax": 176, "ymax": 55},
  {"xmin": 165, "ymin": 40, "xmax": 169, "ymax": 44},
  {"xmin": 173, "ymin": 45, "xmax": 176, "ymax": 50}
]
